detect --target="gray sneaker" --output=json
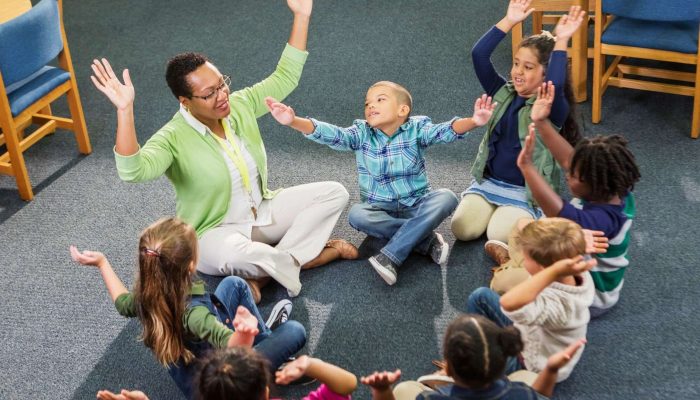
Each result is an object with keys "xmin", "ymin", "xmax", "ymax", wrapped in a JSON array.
[
  {"xmin": 429, "ymin": 232, "xmax": 450, "ymax": 265},
  {"xmin": 368, "ymin": 253, "xmax": 398, "ymax": 285},
  {"xmin": 265, "ymin": 299, "xmax": 292, "ymax": 330}
]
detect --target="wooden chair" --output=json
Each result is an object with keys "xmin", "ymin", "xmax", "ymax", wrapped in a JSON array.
[
  {"xmin": 0, "ymin": 0, "xmax": 91, "ymax": 200},
  {"xmin": 511, "ymin": 0, "xmax": 596, "ymax": 102},
  {"xmin": 591, "ymin": 0, "xmax": 700, "ymax": 138}
]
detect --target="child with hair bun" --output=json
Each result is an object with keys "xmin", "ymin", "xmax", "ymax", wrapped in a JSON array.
[{"xmin": 362, "ymin": 313, "xmax": 586, "ymax": 399}]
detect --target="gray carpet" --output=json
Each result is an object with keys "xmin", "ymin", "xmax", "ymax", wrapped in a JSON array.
[{"xmin": 1, "ymin": 0, "xmax": 699, "ymax": 399}]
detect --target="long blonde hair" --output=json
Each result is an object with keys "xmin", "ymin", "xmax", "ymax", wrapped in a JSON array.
[{"xmin": 135, "ymin": 217, "xmax": 198, "ymax": 366}]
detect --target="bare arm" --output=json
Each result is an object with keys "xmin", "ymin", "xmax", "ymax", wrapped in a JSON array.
[
  {"xmin": 286, "ymin": 0, "xmax": 312, "ymax": 51},
  {"xmin": 517, "ymin": 127, "xmax": 565, "ymax": 216},
  {"xmin": 500, "ymin": 256, "xmax": 595, "ymax": 312},
  {"xmin": 531, "ymin": 82, "xmax": 574, "ymax": 170},
  {"xmin": 276, "ymin": 356, "xmax": 358, "ymax": 395},
  {"xmin": 531, "ymin": 339, "xmax": 587, "ymax": 397},
  {"xmin": 70, "ymin": 246, "xmax": 128, "ymax": 302}
]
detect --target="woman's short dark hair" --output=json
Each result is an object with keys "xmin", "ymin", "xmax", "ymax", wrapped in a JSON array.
[
  {"xmin": 165, "ymin": 52, "xmax": 209, "ymax": 99},
  {"xmin": 195, "ymin": 347, "xmax": 270, "ymax": 400}
]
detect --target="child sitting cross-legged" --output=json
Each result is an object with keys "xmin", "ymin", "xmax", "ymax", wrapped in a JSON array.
[
  {"xmin": 467, "ymin": 217, "xmax": 595, "ymax": 383},
  {"xmin": 265, "ymin": 82, "xmax": 495, "ymax": 285}
]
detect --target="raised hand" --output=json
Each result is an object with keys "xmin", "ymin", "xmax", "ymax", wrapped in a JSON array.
[
  {"xmin": 360, "ymin": 369, "xmax": 402, "ymax": 390},
  {"xmin": 517, "ymin": 125, "xmax": 537, "ymax": 170},
  {"xmin": 546, "ymin": 338, "xmax": 586, "ymax": 372},
  {"xmin": 472, "ymin": 94, "xmax": 496, "ymax": 127},
  {"xmin": 265, "ymin": 97, "xmax": 296, "ymax": 126},
  {"xmin": 275, "ymin": 355, "xmax": 312, "ymax": 385},
  {"xmin": 70, "ymin": 245, "xmax": 107, "ymax": 269},
  {"xmin": 554, "ymin": 5, "xmax": 586, "ymax": 42},
  {"xmin": 232, "ymin": 306, "xmax": 259, "ymax": 336},
  {"xmin": 505, "ymin": 0, "xmax": 535, "ymax": 24},
  {"xmin": 287, "ymin": 0, "xmax": 312, "ymax": 17},
  {"xmin": 90, "ymin": 58, "xmax": 135, "ymax": 111},
  {"xmin": 583, "ymin": 229, "xmax": 609, "ymax": 254},
  {"xmin": 96, "ymin": 389, "xmax": 149, "ymax": 400},
  {"xmin": 551, "ymin": 255, "xmax": 596, "ymax": 277},
  {"xmin": 531, "ymin": 82, "xmax": 555, "ymax": 122}
]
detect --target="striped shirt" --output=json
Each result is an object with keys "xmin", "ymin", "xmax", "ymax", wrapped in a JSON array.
[
  {"xmin": 308, "ymin": 116, "xmax": 461, "ymax": 205},
  {"xmin": 559, "ymin": 193, "xmax": 635, "ymax": 311}
]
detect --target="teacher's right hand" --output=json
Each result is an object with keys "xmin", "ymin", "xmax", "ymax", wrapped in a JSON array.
[{"xmin": 90, "ymin": 58, "xmax": 135, "ymax": 111}]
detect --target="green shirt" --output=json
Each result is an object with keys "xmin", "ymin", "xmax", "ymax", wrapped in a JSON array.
[
  {"xmin": 114, "ymin": 44, "xmax": 308, "ymax": 237},
  {"xmin": 114, "ymin": 281, "xmax": 233, "ymax": 349}
]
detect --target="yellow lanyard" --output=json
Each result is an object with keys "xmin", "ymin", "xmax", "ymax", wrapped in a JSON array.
[{"xmin": 213, "ymin": 119, "xmax": 252, "ymax": 194}]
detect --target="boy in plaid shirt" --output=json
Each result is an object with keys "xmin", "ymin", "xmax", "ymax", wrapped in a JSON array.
[{"xmin": 265, "ymin": 81, "xmax": 494, "ymax": 285}]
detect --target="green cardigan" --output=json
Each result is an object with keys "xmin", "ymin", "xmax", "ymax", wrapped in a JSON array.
[
  {"xmin": 115, "ymin": 44, "xmax": 308, "ymax": 237},
  {"xmin": 470, "ymin": 82, "xmax": 561, "ymax": 207}
]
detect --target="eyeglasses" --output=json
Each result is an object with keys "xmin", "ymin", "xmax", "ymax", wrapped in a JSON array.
[{"xmin": 191, "ymin": 75, "xmax": 231, "ymax": 102}]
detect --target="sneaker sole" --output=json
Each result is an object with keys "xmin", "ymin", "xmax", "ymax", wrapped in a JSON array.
[
  {"xmin": 368, "ymin": 258, "xmax": 397, "ymax": 286},
  {"xmin": 484, "ymin": 239, "xmax": 509, "ymax": 253},
  {"xmin": 265, "ymin": 299, "xmax": 292, "ymax": 329},
  {"xmin": 432, "ymin": 233, "xmax": 450, "ymax": 265}
]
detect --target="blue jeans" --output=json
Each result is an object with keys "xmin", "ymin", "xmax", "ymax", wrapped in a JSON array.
[
  {"xmin": 214, "ymin": 277, "xmax": 306, "ymax": 370},
  {"xmin": 466, "ymin": 287, "xmax": 524, "ymax": 374},
  {"xmin": 348, "ymin": 189, "xmax": 458, "ymax": 265}
]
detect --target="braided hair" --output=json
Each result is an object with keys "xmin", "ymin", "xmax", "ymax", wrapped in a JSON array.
[
  {"xmin": 570, "ymin": 135, "xmax": 641, "ymax": 201},
  {"xmin": 444, "ymin": 314, "xmax": 523, "ymax": 389},
  {"xmin": 519, "ymin": 33, "xmax": 582, "ymax": 146}
]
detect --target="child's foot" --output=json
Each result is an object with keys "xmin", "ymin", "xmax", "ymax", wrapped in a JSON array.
[
  {"xmin": 428, "ymin": 232, "xmax": 450, "ymax": 265},
  {"xmin": 325, "ymin": 239, "xmax": 359, "ymax": 259},
  {"xmin": 368, "ymin": 253, "xmax": 398, "ymax": 285},
  {"xmin": 265, "ymin": 299, "xmax": 292, "ymax": 330},
  {"xmin": 484, "ymin": 239, "xmax": 510, "ymax": 266}
]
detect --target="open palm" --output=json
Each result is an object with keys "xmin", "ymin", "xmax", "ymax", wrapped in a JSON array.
[
  {"xmin": 554, "ymin": 6, "xmax": 586, "ymax": 41},
  {"xmin": 506, "ymin": 0, "xmax": 534, "ymax": 24},
  {"xmin": 91, "ymin": 58, "xmax": 135, "ymax": 111}
]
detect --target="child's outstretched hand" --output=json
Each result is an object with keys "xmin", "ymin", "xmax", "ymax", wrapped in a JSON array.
[
  {"xmin": 583, "ymin": 229, "xmax": 609, "ymax": 254},
  {"xmin": 230, "ymin": 306, "xmax": 259, "ymax": 346},
  {"xmin": 265, "ymin": 97, "xmax": 296, "ymax": 126},
  {"xmin": 554, "ymin": 5, "xmax": 586, "ymax": 42},
  {"xmin": 472, "ymin": 94, "xmax": 496, "ymax": 127},
  {"xmin": 505, "ymin": 0, "xmax": 535, "ymax": 25},
  {"xmin": 550, "ymin": 255, "xmax": 596, "ymax": 277},
  {"xmin": 516, "ymin": 125, "xmax": 537, "ymax": 170},
  {"xmin": 361, "ymin": 369, "xmax": 402, "ymax": 391},
  {"xmin": 96, "ymin": 389, "xmax": 149, "ymax": 400},
  {"xmin": 275, "ymin": 355, "xmax": 312, "ymax": 385},
  {"xmin": 531, "ymin": 82, "xmax": 554, "ymax": 122},
  {"xmin": 70, "ymin": 245, "xmax": 107, "ymax": 269},
  {"xmin": 546, "ymin": 338, "xmax": 586, "ymax": 372}
]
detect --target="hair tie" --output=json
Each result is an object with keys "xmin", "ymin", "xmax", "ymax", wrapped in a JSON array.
[
  {"xmin": 143, "ymin": 248, "xmax": 161, "ymax": 257},
  {"xmin": 470, "ymin": 317, "xmax": 490, "ymax": 376},
  {"xmin": 219, "ymin": 364, "xmax": 232, "ymax": 374}
]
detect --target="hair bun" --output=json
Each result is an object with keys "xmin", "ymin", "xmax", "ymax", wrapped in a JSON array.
[
  {"xmin": 538, "ymin": 30, "xmax": 556, "ymax": 42},
  {"xmin": 497, "ymin": 326, "xmax": 524, "ymax": 357}
]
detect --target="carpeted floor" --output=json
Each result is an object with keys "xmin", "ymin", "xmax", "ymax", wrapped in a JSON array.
[{"xmin": 1, "ymin": 1, "xmax": 699, "ymax": 399}]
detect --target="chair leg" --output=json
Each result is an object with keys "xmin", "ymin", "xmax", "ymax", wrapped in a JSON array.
[
  {"xmin": 692, "ymin": 65, "xmax": 700, "ymax": 139},
  {"xmin": 4, "ymin": 130, "xmax": 33, "ymax": 201},
  {"xmin": 592, "ymin": 52, "xmax": 603, "ymax": 124},
  {"xmin": 511, "ymin": 22, "xmax": 523, "ymax": 58},
  {"xmin": 65, "ymin": 85, "xmax": 91, "ymax": 154}
]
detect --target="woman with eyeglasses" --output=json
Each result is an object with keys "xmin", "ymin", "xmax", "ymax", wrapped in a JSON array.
[{"xmin": 90, "ymin": 0, "xmax": 358, "ymax": 303}]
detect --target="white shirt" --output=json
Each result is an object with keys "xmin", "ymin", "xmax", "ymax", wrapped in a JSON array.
[
  {"xmin": 503, "ymin": 271, "xmax": 595, "ymax": 382},
  {"xmin": 179, "ymin": 105, "xmax": 272, "ymax": 236}
]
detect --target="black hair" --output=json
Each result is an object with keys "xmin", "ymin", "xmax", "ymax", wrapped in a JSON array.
[
  {"xmin": 444, "ymin": 314, "xmax": 523, "ymax": 389},
  {"xmin": 165, "ymin": 52, "xmax": 209, "ymax": 99},
  {"xmin": 520, "ymin": 34, "xmax": 582, "ymax": 146},
  {"xmin": 195, "ymin": 347, "xmax": 270, "ymax": 400},
  {"xmin": 570, "ymin": 134, "xmax": 641, "ymax": 201}
]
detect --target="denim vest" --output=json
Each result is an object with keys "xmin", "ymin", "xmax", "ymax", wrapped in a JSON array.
[
  {"xmin": 169, "ymin": 292, "xmax": 232, "ymax": 399},
  {"xmin": 470, "ymin": 82, "xmax": 561, "ymax": 207}
]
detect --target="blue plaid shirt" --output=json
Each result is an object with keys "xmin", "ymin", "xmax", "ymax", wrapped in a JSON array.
[{"xmin": 307, "ymin": 116, "xmax": 463, "ymax": 205}]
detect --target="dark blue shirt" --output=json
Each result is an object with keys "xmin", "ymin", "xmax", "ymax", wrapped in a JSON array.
[
  {"xmin": 471, "ymin": 27, "xmax": 569, "ymax": 186},
  {"xmin": 416, "ymin": 379, "xmax": 547, "ymax": 400},
  {"xmin": 559, "ymin": 199, "xmax": 628, "ymax": 238}
]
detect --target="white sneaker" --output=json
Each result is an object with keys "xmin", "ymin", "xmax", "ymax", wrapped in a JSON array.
[{"xmin": 429, "ymin": 232, "xmax": 450, "ymax": 265}]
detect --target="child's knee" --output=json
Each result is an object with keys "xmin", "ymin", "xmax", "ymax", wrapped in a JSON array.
[
  {"xmin": 466, "ymin": 286, "xmax": 497, "ymax": 312},
  {"xmin": 348, "ymin": 203, "xmax": 370, "ymax": 229}
]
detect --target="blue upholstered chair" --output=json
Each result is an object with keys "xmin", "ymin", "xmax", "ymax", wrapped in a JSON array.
[
  {"xmin": 0, "ymin": 0, "xmax": 91, "ymax": 200},
  {"xmin": 591, "ymin": 0, "xmax": 700, "ymax": 138}
]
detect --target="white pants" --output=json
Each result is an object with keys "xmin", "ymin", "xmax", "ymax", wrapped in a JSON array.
[{"xmin": 197, "ymin": 181, "xmax": 349, "ymax": 296}]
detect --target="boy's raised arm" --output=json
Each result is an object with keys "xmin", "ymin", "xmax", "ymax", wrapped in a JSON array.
[
  {"xmin": 265, "ymin": 97, "xmax": 315, "ymax": 134},
  {"xmin": 451, "ymin": 94, "xmax": 497, "ymax": 135},
  {"xmin": 531, "ymin": 82, "xmax": 574, "ymax": 171},
  {"xmin": 517, "ymin": 127, "xmax": 564, "ymax": 216}
]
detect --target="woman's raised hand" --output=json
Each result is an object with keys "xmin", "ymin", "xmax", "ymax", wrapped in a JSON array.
[
  {"xmin": 287, "ymin": 0, "xmax": 312, "ymax": 17},
  {"xmin": 505, "ymin": 0, "xmax": 535, "ymax": 25},
  {"xmin": 554, "ymin": 5, "xmax": 586, "ymax": 42},
  {"xmin": 90, "ymin": 58, "xmax": 135, "ymax": 111}
]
